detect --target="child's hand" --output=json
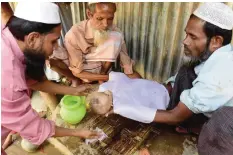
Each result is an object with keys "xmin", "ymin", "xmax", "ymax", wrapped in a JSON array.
[{"xmin": 74, "ymin": 129, "xmax": 101, "ymax": 139}]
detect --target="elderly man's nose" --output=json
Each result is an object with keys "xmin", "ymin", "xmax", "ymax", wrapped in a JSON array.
[
  {"xmin": 183, "ymin": 36, "xmax": 190, "ymax": 46},
  {"xmin": 102, "ymin": 19, "xmax": 108, "ymax": 28}
]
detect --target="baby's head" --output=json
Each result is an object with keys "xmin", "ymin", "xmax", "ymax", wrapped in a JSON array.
[{"xmin": 87, "ymin": 90, "xmax": 113, "ymax": 115}]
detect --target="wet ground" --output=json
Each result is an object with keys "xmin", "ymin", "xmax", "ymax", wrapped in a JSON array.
[{"xmin": 135, "ymin": 124, "xmax": 198, "ymax": 155}]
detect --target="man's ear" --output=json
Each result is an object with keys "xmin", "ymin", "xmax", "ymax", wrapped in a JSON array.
[
  {"xmin": 209, "ymin": 36, "xmax": 224, "ymax": 52},
  {"xmin": 24, "ymin": 32, "xmax": 41, "ymax": 48},
  {"xmin": 86, "ymin": 9, "xmax": 93, "ymax": 19}
]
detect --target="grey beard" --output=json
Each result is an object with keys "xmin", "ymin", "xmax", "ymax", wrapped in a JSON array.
[
  {"xmin": 93, "ymin": 29, "xmax": 110, "ymax": 46},
  {"xmin": 182, "ymin": 48, "xmax": 212, "ymax": 67},
  {"xmin": 182, "ymin": 55, "xmax": 200, "ymax": 67}
]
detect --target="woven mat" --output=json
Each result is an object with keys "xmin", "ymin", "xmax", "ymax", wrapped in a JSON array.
[{"xmin": 46, "ymin": 104, "xmax": 161, "ymax": 155}]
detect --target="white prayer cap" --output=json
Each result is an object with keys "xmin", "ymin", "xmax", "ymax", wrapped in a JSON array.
[
  {"xmin": 193, "ymin": 2, "xmax": 233, "ymax": 30},
  {"xmin": 14, "ymin": 2, "xmax": 60, "ymax": 24}
]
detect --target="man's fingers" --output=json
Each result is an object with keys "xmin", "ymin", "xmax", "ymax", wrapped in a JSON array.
[
  {"xmin": 85, "ymin": 85, "xmax": 93, "ymax": 90},
  {"xmin": 89, "ymin": 131, "xmax": 101, "ymax": 139},
  {"xmin": 89, "ymin": 135, "xmax": 100, "ymax": 139},
  {"xmin": 91, "ymin": 131, "xmax": 101, "ymax": 136}
]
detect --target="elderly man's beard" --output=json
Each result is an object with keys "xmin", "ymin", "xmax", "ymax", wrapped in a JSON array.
[
  {"xmin": 182, "ymin": 44, "xmax": 212, "ymax": 67},
  {"xmin": 93, "ymin": 28, "xmax": 110, "ymax": 46},
  {"xmin": 24, "ymin": 48, "xmax": 46, "ymax": 82}
]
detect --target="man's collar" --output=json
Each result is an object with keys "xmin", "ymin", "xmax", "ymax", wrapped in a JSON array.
[
  {"xmin": 216, "ymin": 44, "xmax": 232, "ymax": 53},
  {"xmin": 84, "ymin": 20, "xmax": 94, "ymax": 40},
  {"xmin": 194, "ymin": 44, "xmax": 233, "ymax": 75}
]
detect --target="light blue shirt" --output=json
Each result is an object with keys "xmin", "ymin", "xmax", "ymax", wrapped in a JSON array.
[{"xmin": 180, "ymin": 44, "xmax": 233, "ymax": 117}]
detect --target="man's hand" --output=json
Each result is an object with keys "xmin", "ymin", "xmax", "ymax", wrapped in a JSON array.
[
  {"xmin": 75, "ymin": 84, "xmax": 92, "ymax": 95},
  {"xmin": 76, "ymin": 84, "xmax": 100, "ymax": 95},
  {"xmin": 76, "ymin": 84, "xmax": 91, "ymax": 92},
  {"xmin": 73, "ymin": 129, "xmax": 101, "ymax": 139}
]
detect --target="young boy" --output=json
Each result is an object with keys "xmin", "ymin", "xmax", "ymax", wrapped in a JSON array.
[{"xmin": 87, "ymin": 72, "xmax": 170, "ymax": 123}]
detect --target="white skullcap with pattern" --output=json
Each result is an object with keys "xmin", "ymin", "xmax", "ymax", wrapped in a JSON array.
[
  {"xmin": 193, "ymin": 2, "xmax": 233, "ymax": 30},
  {"xmin": 14, "ymin": 2, "xmax": 60, "ymax": 24}
]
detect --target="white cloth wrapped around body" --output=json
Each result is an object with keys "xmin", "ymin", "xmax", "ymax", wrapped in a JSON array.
[{"xmin": 98, "ymin": 72, "xmax": 170, "ymax": 123}]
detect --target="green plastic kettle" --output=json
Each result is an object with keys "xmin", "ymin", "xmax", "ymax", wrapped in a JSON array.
[{"xmin": 60, "ymin": 95, "xmax": 86, "ymax": 125}]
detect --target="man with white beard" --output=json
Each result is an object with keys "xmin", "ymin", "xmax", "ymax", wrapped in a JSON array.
[{"xmin": 62, "ymin": 2, "xmax": 141, "ymax": 83}]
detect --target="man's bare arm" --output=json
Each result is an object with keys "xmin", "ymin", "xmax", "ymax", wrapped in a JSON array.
[
  {"xmin": 29, "ymin": 80, "xmax": 89, "ymax": 96},
  {"xmin": 70, "ymin": 69, "xmax": 109, "ymax": 81},
  {"xmin": 153, "ymin": 102, "xmax": 193, "ymax": 125},
  {"xmin": 54, "ymin": 126, "xmax": 99, "ymax": 139}
]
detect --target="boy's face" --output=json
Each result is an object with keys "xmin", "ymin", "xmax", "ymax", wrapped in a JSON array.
[{"xmin": 88, "ymin": 91, "xmax": 113, "ymax": 115}]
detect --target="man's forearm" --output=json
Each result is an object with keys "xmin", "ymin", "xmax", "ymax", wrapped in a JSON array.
[
  {"xmin": 29, "ymin": 80, "xmax": 82, "ymax": 96},
  {"xmin": 54, "ymin": 126, "xmax": 81, "ymax": 137},
  {"xmin": 153, "ymin": 110, "xmax": 179, "ymax": 125},
  {"xmin": 153, "ymin": 102, "xmax": 193, "ymax": 125},
  {"xmin": 73, "ymin": 71, "xmax": 109, "ymax": 81}
]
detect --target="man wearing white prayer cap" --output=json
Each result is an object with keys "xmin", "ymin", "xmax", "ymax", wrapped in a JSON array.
[
  {"xmin": 1, "ymin": 2, "xmax": 100, "ymax": 153},
  {"xmin": 121, "ymin": 3, "xmax": 232, "ymax": 155}
]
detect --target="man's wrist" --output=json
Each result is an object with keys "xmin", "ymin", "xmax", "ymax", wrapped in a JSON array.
[
  {"xmin": 71, "ymin": 129, "xmax": 83, "ymax": 137},
  {"xmin": 70, "ymin": 129, "xmax": 78, "ymax": 136}
]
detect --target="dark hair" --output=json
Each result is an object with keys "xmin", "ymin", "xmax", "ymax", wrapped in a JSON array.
[
  {"xmin": 190, "ymin": 14, "xmax": 232, "ymax": 46},
  {"xmin": 87, "ymin": 2, "xmax": 116, "ymax": 13},
  {"xmin": 6, "ymin": 16, "xmax": 60, "ymax": 41}
]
